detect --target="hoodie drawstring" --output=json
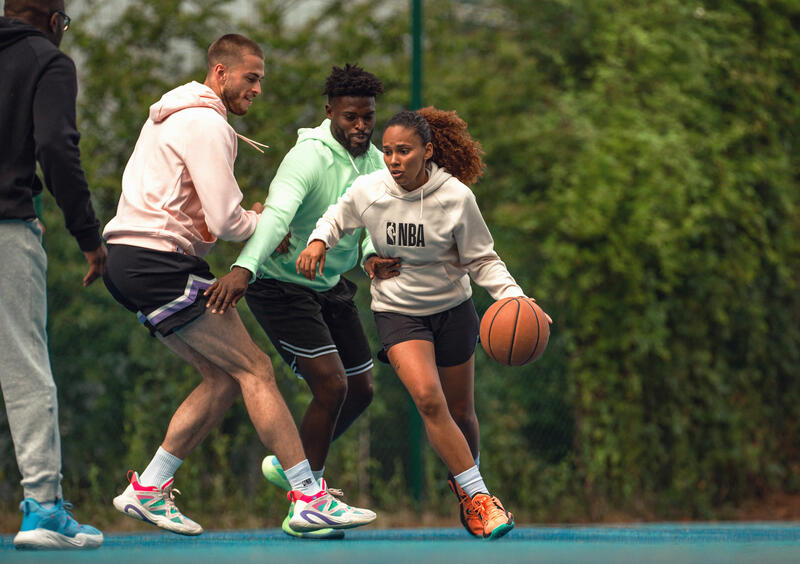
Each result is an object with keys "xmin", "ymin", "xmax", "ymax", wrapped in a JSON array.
[
  {"xmin": 347, "ymin": 152, "xmax": 361, "ymax": 175},
  {"xmin": 420, "ymin": 188, "xmax": 424, "ymax": 219},
  {"xmin": 236, "ymin": 133, "xmax": 269, "ymax": 154}
]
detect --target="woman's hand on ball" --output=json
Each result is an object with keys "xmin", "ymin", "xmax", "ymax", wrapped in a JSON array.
[{"xmin": 526, "ymin": 297, "xmax": 552, "ymax": 324}]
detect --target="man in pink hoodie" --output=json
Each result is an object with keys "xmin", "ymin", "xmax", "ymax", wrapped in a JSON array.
[{"xmin": 102, "ymin": 34, "xmax": 376, "ymax": 535}]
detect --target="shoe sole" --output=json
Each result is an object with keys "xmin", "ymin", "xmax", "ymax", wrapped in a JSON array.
[
  {"xmin": 113, "ymin": 494, "xmax": 203, "ymax": 536},
  {"xmin": 14, "ymin": 529, "xmax": 103, "ymax": 550},
  {"xmin": 289, "ymin": 510, "xmax": 376, "ymax": 532},
  {"xmin": 486, "ymin": 521, "xmax": 515, "ymax": 540},
  {"xmin": 281, "ymin": 515, "xmax": 344, "ymax": 539}
]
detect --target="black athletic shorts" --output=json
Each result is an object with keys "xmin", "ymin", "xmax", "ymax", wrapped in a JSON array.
[
  {"xmin": 103, "ymin": 244, "xmax": 215, "ymax": 337},
  {"xmin": 245, "ymin": 276, "xmax": 373, "ymax": 379},
  {"xmin": 373, "ymin": 299, "xmax": 480, "ymax": 367}
]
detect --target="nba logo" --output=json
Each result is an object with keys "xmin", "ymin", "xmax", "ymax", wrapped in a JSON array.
[{"xmin": 386, "ymin": 222, "xmax": 396, "ymax": 245}]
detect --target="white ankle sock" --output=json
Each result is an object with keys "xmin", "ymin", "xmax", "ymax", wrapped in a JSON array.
[
  {"xmin": 285, "ymin": 460, "xmax": 321, "ymax": 495},
  {"xmin": 139, "ymin": 446, "xmax": 182, "ymax": 487},
  {"xmin": 38, "ymin": 500, "xmax": 56, "ymax": 510},
  {"xmin": 312, "ymin": 467, "xmax": 325, "ymax": 483},
  {"xmin": 455, "ymin": 465, "xmax": 489, "ymax": 498}
]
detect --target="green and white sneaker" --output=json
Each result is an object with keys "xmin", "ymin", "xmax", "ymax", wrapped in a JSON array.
[
  {"xmin": 287, "ymin": 479, "xmax": 376, "ymax": 532},
  {"xmin": 282, "ymin": 502, "xmax": 345, "ymax": 539},
  {"xmin": 112, "ymin": 471, "xmax": 202, "ymax": 536},
  {"xmin": 262, "ymin": 456, "xmax": 356, "ymax": 538},
  {"xmin": 261, "ymin": 455, "xmax": 291, "ymax": 490}
]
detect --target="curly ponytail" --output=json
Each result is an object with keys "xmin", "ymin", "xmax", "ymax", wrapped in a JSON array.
[
  {"xmin": 417, "ymin": 107, "xmax": 485, "ymax": 186},
  {"xmin": 385, "ymin": 107, "xmax": 485, "ymax": 186}
]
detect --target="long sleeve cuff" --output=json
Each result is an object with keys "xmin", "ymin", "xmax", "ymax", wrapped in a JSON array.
[
  {"xmin": 231, "ymin": 257, "xmax": 259, "ymax": 283},
  {"xmin": 73, "ymin": 227, "xmax": 103, "ymax": 252}
]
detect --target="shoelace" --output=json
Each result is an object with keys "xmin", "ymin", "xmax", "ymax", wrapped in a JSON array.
[
  {"xmin": 448, "ymin": 480, "xmax": 473, "ymax": 510},
  {"xmin": 55, "ymin": 500, "xmax": 82, "ymax": 527},
  {"xmin": 323, "ymin": 486, "xmax": 359, "ymax": 510},
  {"xmin": 472, "ymin": 495, "xmax": 504, "ymax": 522},
  {"xmin": 162, "ymin": 486, "xmax": 182, "ymax": 511},
  {"xmin": 326, "ymin": 487, "xmax": 344, "ymax": 498}
]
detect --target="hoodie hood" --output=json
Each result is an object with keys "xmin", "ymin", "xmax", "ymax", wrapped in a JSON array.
[
  {"xmin": 296, "ymin": 118, "xmax": 384, "ymax": 175},
  {"xmin": 381, "ymin": 161, "xmax": 450, "ymax": 199},
  {"xmin": 380, "ymin": 162, "xmax": 451, "ymax": 219},
  {"xmin": 0, "ymin": 17, "xmax": 45, "ymax": 51},
  {"xmin": 148, "ymin": 81, "xmax": 227, "ymax": 123}
]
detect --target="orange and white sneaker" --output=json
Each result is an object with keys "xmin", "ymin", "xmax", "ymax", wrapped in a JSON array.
[
  {"xmin": 447, "ymin": 476, "xmax": 483, "ymax": 537},
  {"xmin": 471, "ymin": 493, "xmax": 514, "ymax": 540},
  {"xmin": 112, "ymin": 470, "xmax": 203, "ymax": 535}
]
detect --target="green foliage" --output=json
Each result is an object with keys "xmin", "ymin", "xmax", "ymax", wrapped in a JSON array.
[{"xmin": 1, "ymin": 0, "xmax": 798, "ymax": 527}]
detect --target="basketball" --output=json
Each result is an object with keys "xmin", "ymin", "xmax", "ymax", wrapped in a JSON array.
[{"xmin": 480, "ymin": 297, "xmax": 550, "ymax": 366}]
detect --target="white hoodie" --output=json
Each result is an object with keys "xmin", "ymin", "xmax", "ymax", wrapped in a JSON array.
[
  {"xmin": 309, "ymin": 163, "xmax": 524, "ymax": 315},
  {"xmin": 103, "ymin": 81, "xmax": 259, "ymax": 257}
]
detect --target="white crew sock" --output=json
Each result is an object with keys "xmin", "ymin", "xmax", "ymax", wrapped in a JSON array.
[
  {"xmin": 39, "ymin": 500, "xmax": 56, "ymax": 510},
  {"xmin": 285, "ymin": 459, "xmax": 322, "ymax": 496},
  {"xmin": 454, "ymin": 465, "xmax": 489, "ymax": 498},
  {"xmin": 475, "ymin": 453, "xmax": 480, "ymax": 467},
  {"xmin": 312, "ymin": 467, "xmax": 325, "ymax": 483},
  {"xmin": 139, "ymin": 446, "xmax": 183, "ymax": 487}
]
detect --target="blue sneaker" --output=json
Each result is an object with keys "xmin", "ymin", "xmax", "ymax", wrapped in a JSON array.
[{"xmin": 13, "ymin": 499, "xmax": 103, "ymax": 550}]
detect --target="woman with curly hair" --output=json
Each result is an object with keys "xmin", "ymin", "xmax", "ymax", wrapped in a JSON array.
[{"xmin": 297, "ymin": 107, "xmax": 550, "ymax": 540}]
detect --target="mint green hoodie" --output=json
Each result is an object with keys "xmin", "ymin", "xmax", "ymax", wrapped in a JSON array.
[{"xmin": 233, "ymin": 119, "xmax": 384, "ymax": 290}]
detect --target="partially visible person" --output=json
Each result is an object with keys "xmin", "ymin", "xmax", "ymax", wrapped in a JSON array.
[
  {"xmin": 102, "ymin": 35, "xmax": 376, "ymax": 536},
  {"xmin": 0, "ymin": 0, "xmax": 106, "ymax": 550},
  {"xmin": 297, "ymin": 107, "xmax": 552, "ymax": 540},
  {"xmin": 205, "ymin": 63, "xmax": 393, "ymax": 539}
]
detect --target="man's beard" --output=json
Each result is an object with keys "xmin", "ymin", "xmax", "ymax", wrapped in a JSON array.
[
  {"xmin": 221, "ymin": 85, "xmax": 246, "ymax": 116},
  {"xmin": 332, "ymin": 123, "xmax": 372, "ymax": 157}
]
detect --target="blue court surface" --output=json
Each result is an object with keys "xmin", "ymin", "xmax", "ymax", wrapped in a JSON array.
[{"xmin": 1, "ymin": 523, "xmax": 799, "ymax": 563}]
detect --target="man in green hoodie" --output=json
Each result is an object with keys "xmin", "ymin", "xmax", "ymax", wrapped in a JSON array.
[{"xmin": 205, "ymin": 63, "xmax": 399, "ymax": 538}]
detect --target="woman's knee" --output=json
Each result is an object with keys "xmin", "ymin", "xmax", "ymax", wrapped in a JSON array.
[
  {"xmin": 413, "ymin": 387, "xmax": 448, "ymax": 420},
  {"xmin": 449, "ymin": 404, "xmax": 477, "ymax": 429}
]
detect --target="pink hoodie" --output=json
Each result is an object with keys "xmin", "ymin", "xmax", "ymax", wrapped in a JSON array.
[{"xmin": 103, "ymin": 81, "xmax": 259, "ymax": 257}]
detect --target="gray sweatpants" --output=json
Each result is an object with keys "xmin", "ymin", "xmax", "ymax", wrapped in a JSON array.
[{"xmin": 0, "ymin": 220, "xmax": 63, "ymax": 502}]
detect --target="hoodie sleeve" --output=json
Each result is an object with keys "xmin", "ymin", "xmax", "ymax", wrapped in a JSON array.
[
  {"xmin": 33, "ymin": 54, "xmax": 102, "ymax": 252},
  {"xmin": 454, "ymin": 190, "xmax": 525, "ymax": 300},
  {"xmin": 360, "ymin": 231, "xmax": 377, "ymax": 269},
  {"xmin": 181, "ymin": 112, "xmax": 258, "ymax": 242},
  {"xmin": 233, "ymin": 142, "xmax": 321, "ymax": 276},
  {"xmin": 309, "ymin": 179, "xmax": 366, "ymax": 249}
]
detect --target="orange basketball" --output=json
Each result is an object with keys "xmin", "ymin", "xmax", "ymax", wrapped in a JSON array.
[{"xmin": 480, "ymin": 297, "xmax": 550, "ymax": 366}]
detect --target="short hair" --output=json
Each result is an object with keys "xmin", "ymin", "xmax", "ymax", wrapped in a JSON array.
[
  {"xmin": 4, "ymin": 0, "xmax": 62, "ymax": 28},
  {"xmin": 386, "ymin": 107, "xmax": 485, "ymax": 186},
  {"xmin": 323, "ymin": 63, "xmax": 384, "ymax": 100},
  {"xmin": 207, "ymin": 34, "xmax": 263, "ymax": 70}
]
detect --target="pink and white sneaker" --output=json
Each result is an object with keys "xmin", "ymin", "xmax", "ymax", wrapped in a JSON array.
[
  {"xmin": 287, "ymin": 479, "xmax": 376, "ymax": 531},
  {"xmin": 112, "ymin": 470, "xmax": 203, "ymax": 535}
]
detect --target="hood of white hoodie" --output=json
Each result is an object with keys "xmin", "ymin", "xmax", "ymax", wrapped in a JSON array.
[
  {"xmin": 379, "ymin": 162, "xmax": 452, "ymax": 219},
  {"xmin": 381, "ymin": 162, "xmax": 451, "ymax": 199},
  {"xmin": 148, "ymin": 81, "xmax": 227, "ymax": 123}
]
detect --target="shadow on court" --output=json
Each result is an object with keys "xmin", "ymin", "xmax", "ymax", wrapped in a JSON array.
[{"xmin": 1, "ymin": 524, "xmax": 799, "ymax": 563}]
